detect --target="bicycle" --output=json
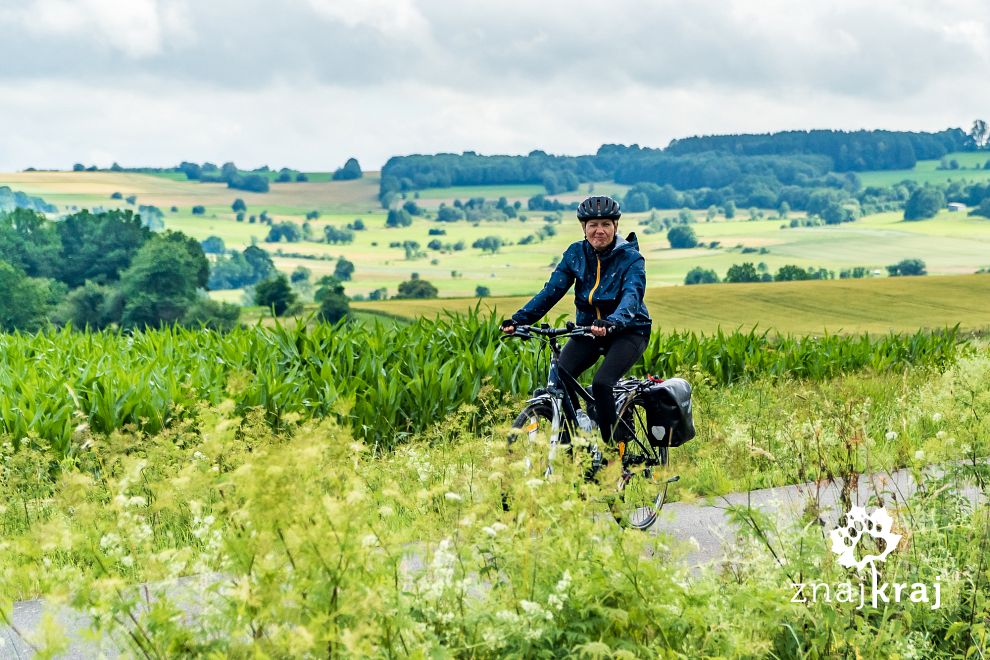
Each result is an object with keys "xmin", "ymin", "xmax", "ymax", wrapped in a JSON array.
[{"xmin": 502, "ymin": 322, "xmax": 680, "ymax": 531}]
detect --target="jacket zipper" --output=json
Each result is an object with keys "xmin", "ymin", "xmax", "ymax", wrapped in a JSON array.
[{"xmin": 588, "ymin": 255, "xmax": 602, "ymax": 319}]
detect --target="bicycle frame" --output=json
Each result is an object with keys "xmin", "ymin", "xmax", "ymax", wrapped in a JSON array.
[{"xmin": 513, "ymin": 324, "xmax": 639, "ymax": 461}]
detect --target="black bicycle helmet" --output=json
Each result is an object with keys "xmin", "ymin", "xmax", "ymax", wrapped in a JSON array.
[{"xmin": 577, "ymin": 195, "xmax": 621, "ymax": 221}]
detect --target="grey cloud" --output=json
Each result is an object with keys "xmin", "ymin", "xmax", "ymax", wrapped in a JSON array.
[
  {"xmin": 0, "ymin": 0, "xmax": 432, "ymax": 87},
  {"xmin": 1, "ymin": 0, "xmax": 989, "ymax": 171},
  {"xmin": 2, "ymin": 0, "xmax": 988, "ymax": 99},
  {"xmin": 416, "ymin": 0, "xmax": 990, "ymax": 98}
]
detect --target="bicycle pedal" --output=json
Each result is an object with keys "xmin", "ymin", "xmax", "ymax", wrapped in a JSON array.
[
  {"xmin": 590, "ymin": 445, "xmax": 603, "ymax": 469},
  {"xmin": 583, "ymin": 445, "xmax": 605, "ymax": 480}
]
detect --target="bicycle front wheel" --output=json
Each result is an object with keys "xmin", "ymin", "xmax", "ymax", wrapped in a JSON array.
[{"xmin": 508, "ymin": 402, "xmax": 560, "ymax": 478}]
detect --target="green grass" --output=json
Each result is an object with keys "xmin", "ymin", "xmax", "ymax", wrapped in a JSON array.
[
  {"xmin": 858, "ymin": 151, "xmax": 990, "ymax": 187},
  {"xmin": 354, "ymin": 273, "xmax": 990, "ymax": 335}
]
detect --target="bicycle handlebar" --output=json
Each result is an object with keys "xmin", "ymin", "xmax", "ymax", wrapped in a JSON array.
[{"xmin": 500, "ymin": 322, "xmax": 595, "ymax": 340}]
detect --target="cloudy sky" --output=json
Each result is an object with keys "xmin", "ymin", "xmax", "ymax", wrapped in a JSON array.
[{"xmin": 1, "ymin": 0, "xmax": 988, "ymax": 171}]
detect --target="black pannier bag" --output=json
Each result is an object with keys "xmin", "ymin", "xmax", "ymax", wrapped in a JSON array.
[{"xmin": 640, "ymin": 378, "xmax": 695, "ymax": 447}]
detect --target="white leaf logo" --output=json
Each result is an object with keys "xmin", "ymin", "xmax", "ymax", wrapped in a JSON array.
[{"xmin": 829, "ymin": 506, "xmax": 901, "ymax": 572}]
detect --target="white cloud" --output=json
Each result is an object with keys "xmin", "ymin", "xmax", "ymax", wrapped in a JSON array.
[
  {"xmin": 15, "ymin": 0, "xmax": 190, "ymax": 58},
  {"xmin": 306, "ymin": 0, "xmax": 429, "ymax": 39}
]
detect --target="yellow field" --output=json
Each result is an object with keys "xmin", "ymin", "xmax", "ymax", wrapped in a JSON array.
[
  {"xmin": 353, "ymin": 274, "xmax": 990, "ymax": 335},
  {"xmin": 0, "ymin": 171, "xmax": 382, "ymax": 215}
]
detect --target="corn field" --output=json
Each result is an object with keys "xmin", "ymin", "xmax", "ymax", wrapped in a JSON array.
[{"xmin": 0, "ymin": 312, "xmax": 961, "ymax": 455}]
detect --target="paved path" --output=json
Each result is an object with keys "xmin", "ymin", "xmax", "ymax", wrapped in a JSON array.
[{"xmin": 3, "ymin": 462, "xmax": 986, "ymax": 658}]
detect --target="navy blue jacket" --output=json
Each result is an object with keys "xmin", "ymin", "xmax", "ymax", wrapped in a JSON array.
[{"xmin": 512, "ymin": 232, "xmax": 652, "ymax": 336}]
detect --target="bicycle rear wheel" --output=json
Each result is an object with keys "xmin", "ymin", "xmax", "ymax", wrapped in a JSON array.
[{"xmin": 607, "ymin": 397, "xmax": 671, "ymax": 530}]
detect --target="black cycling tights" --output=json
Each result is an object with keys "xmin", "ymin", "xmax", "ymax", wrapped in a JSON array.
[{"xmin": 555, "ymin": 332, "xmax": 649, "ymax": 445}]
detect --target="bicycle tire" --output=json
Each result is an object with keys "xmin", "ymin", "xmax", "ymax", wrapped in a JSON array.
[
  {"xmin": 607, "ymin": 396, "xmax": 670, "ymax": 530},
  {"xmin": 508, "ymin": 402, "xmax": 559, "ymax": 478}
]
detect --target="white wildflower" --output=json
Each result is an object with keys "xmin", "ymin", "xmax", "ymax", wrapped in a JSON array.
[
  {"xmin": 520, "ymin": 599, "xmax": 554, "ymax": 623},
  {"xmin": 519, "ymin": 600, "xmax": 542, "ymax": 616},
  {"xmin": 482, "ymin": 526, "xmax": 497, "ymax": 537},
  {"xmin": 361, "ymin": 534, "xmax": 378, "ymax": 548},
  {"xmin": 120, "ymin": 555, "xmax": 134, "ymax": 568},
  {"xmin": 495, "ymin": 610, "xmax": 520, "ymax": 625},
  {"xmin": 444, "ymin": 492, "xmax": 463, "ymax": 502},
  {"xmin": 931, "ymin": 412, "xmax": 943, "ymax": 422},
  {"xmin": 885, "ymin": 431, "xmax": 898, "ymax": 441},
  {"xmin": 133, "ymin": 522, "xmax": 153, "ymax": 544},
  {"xmin": 525, "ymin": 478, "xmax": 544, "ymax": 489},
  {"xmin": 99, "ymin": 533, "xmax": 120, "ymax": 550},
  {"xmin": 936, "ymin": 430, "xmax": 946, "ymax": 439},
  {"xmin": 491, "ymin": 522, "xmax": 507, "ymax": 533},
  {"xmin": 914, "ymin": 450, "xmax": 925, "ymax": 461}
]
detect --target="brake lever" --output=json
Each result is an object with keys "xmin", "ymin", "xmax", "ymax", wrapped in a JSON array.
[{"xmin": 499, "ymin": 330, "xmax": 534, "ymax": 340}]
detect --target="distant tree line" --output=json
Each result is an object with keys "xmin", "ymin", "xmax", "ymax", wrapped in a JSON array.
[
  {"xmin": 378, "ymin": 128, "xmax": 980, "ymax": 211},
  {"xmin": 684, "ymin": 258, "xmax": 927, "ymax": 286},
  {"xmin": 613, "ymin": 173, "xmax": 990, "ymax": 224},
  {"xmin": 178, "ymin": 161, "xmax": 271, "ymax": 193},
  {"xmin": 379, "ymin": 150, "xmax": 602, "ymax": 205},
  {"xmin": 662, "ymin": 128, "xmax": 970, "ymax": 171}
]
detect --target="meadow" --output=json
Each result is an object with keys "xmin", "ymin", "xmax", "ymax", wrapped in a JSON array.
[
  {"xmin": 857, "ymin": 151, "xmax": 990, "ymax": 188},
  {"xmin": 0, "ymin": 319, "xmax": 987, "ymax": 656},
  {"xmin": 2, "ymin": 165, "xmax": 990, "ymax": 304}
]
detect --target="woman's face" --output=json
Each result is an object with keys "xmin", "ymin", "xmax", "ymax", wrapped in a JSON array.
[{"xmin": 583, "ymin": 219, "xmax": 616, "ymax": 250}]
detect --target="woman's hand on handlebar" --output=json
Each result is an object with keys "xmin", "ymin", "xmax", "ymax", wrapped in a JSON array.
[
  {"xmin": 499, "ymin": 319, "xmax": 516, "ymax": 334},
  {"xmin": 590, "ymin": 319, "xmax": 615, "ymax": 337}
]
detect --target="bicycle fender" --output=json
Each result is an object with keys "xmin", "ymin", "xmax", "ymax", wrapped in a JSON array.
[{"xmin": 525, "ymin": 393, "xmax": 557, "ymax": 407}]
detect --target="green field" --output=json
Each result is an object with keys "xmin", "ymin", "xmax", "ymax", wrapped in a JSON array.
[
  {"xmin": 354, "ymin": 273, "xmax": 990, "ymax": 335},
  {"xmin": 3, "ymin": 170, "xmax": 990, "ymax": 302},
  {"xmin": 858, "ymin": 151, "xmax": 990, "ymax": 188}
]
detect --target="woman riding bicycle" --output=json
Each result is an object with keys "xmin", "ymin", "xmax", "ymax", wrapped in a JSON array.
[{"xmin": 501, "ymin": 195, "xmax": 652, "ymax": 447}]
